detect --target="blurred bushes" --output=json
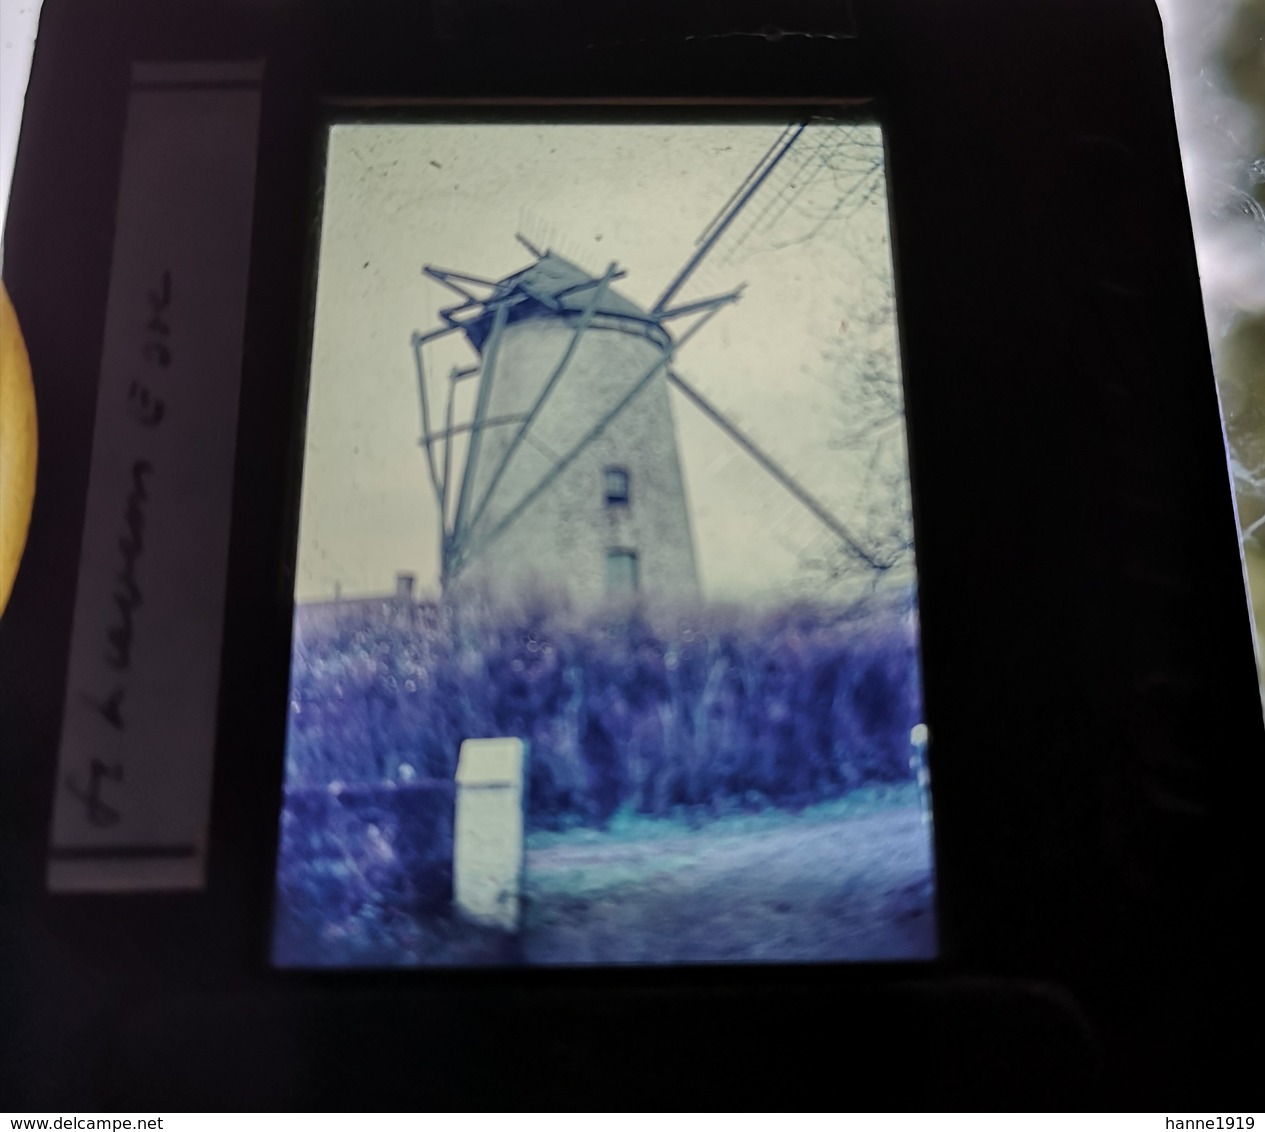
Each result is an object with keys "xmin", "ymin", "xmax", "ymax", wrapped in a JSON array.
[
  {"xmin": 272, "ymin": 780, "xmax": 457, "ymax": 965},
  {"xmin": 284, "ymin": 593, "xmax": 924, "ymax": 830}
]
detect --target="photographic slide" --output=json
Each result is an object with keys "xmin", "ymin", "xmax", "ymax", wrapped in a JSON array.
[{"xmin": 272, "ymin": 116, "xmax": 937, "ymax": 967}]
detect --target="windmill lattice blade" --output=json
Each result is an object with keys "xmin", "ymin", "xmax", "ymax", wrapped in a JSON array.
[
  {"xmin": 667, "ymin": 370, "xmax": 889, "ymax": 572},
  {"xmin": 652, "ymin": 122, "xmax": 807, "ymax": 313}
]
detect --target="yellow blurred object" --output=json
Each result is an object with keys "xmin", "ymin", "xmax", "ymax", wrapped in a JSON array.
[{"xmin": 1, "ymin": 281, "xmax": 37, "ymax": 616}]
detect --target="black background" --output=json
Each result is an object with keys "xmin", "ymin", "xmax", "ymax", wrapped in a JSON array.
[{"xmin": 1, "ymin": 0, "xmax": 1261, "ymax": 1109}]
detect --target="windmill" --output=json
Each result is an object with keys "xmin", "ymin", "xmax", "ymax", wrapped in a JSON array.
[{"xmin": 410, "ymin": 119, "xmax": 896, "ymax": 608}]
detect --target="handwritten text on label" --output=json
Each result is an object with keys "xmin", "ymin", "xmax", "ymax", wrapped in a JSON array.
[{"xmin": 62, "ymin": 272, "xmax": 172, "ymax": 831}]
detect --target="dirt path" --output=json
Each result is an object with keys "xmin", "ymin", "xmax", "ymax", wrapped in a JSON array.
[{"xmin": 521, "ymin": 802, "xmax": 937, "ymax": 964}]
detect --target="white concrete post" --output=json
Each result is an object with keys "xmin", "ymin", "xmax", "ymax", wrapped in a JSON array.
[
  {"xmin": 453, "ymin": 737, "xmax": 528, "ymax": 931},
  {"xmin": 910, "ymin": 723, "xmax": 931, "ymax": 818}
]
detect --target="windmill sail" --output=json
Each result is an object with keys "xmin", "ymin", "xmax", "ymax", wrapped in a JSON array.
[
  {"xmin": 652, "ymin": 122, "xmax": 806, "ymax": 313},
  {"xmin": 651, "ymin": 118, "xmax": 901, "ymax": 577},
  {"xmin": 702, "ymin": 121, "xmax": 888, "ymax": 275}
]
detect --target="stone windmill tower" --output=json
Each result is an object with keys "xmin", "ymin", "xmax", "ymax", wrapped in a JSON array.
[
  {"xmin": 414, "ymin": 250, "xmax": 722, "ymax": 608},
  {"xmin": 410, "ymin": 121, "xmax": 891, "ymax": 609}
]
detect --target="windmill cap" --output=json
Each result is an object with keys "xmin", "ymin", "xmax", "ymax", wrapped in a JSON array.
[{"xmin": 461, "ymin": 252, "xmax": 669, "ymax": 352}]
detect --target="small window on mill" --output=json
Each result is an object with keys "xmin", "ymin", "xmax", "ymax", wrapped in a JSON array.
[
  {"xmin": 606, "ymin": 549, "xmax": 639, "ymax": 595},
  {"xmin": 604, "ymin": 466, "xmax": 630, "ymax": 507}
]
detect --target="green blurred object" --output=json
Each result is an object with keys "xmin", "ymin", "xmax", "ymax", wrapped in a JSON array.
[
  {"xmin": 1222, "ymin": 0, "xmax": 1265, "ymax": 117},
  {"xmin": 1221, "ymin": 311, "xmax": 1265, "ymax": 549}
]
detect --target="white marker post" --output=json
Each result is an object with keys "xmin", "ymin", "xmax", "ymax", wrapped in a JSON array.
[
  {"xmin": 910, "ymin": 723, "xmax": 931, "ymax": 819},
  {"xmin": 454, "ymin": 738, "xmax": 528, "ymax": 931}
]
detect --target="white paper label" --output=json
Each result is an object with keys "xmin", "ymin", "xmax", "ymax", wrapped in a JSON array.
[{"xmin": 47, "ymin": 60, "xmax": 264, "ymax": 891}]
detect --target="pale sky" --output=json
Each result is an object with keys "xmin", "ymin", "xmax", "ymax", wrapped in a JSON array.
[{"xmin": 295, "ymin": 119, "xmax": 908, "ymax": 605}]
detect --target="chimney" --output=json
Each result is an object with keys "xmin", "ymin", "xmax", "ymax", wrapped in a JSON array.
[{"xmin": 396, "ymin": 572, "xmax": 416, "ymax": 601}]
